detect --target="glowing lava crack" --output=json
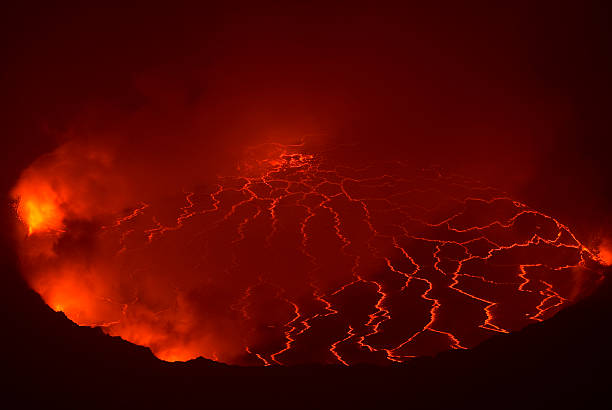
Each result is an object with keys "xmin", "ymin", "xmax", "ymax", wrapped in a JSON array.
[{"xmin": 12, "ymin": 144, "xmax": 607, "ymax": 365}]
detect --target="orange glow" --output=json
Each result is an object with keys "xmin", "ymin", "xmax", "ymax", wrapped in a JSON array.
[
  {"xmin": 598, "ymin": 238, "xmax": 612, "ymax": 266},
  {"xmin": 13, "ymin": 180, "xmax": 64, "ymax": 235},
  {"xmin": 12, "ymin": 141, "xmax": 608, "ymax": 365},
  {"xmin": 31, "ymin": 265, "xmax": 123, "ymax": 327}
]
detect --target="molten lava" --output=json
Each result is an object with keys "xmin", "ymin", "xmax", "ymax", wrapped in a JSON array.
[{"xmin": 12, "ymin": 142, "xmax": 607, "ymax": 365}]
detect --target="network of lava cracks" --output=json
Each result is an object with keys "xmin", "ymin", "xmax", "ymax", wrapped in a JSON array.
[{"xmin": 17, "ymin": 143, "xmax": 607, "ymax": 366}]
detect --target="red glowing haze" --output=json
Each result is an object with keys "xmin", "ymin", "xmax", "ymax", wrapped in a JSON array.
[{"xmin": 12, "ymin": 140, "xmax": 607, "ymax": 365}]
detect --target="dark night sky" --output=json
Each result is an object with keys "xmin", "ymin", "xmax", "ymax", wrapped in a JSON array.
[
  {"xmin": 2, "ymin": 2, "xmax": 611, "ymax": 236},
  {"xmin": 1, "ymin": 2, "xmax": 611, "ymax": 408}
]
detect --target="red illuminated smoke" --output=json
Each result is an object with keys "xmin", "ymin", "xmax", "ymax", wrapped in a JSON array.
[{"xmin": 12, "ymin": 142, "xmax": 606, "ymax": 365}]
